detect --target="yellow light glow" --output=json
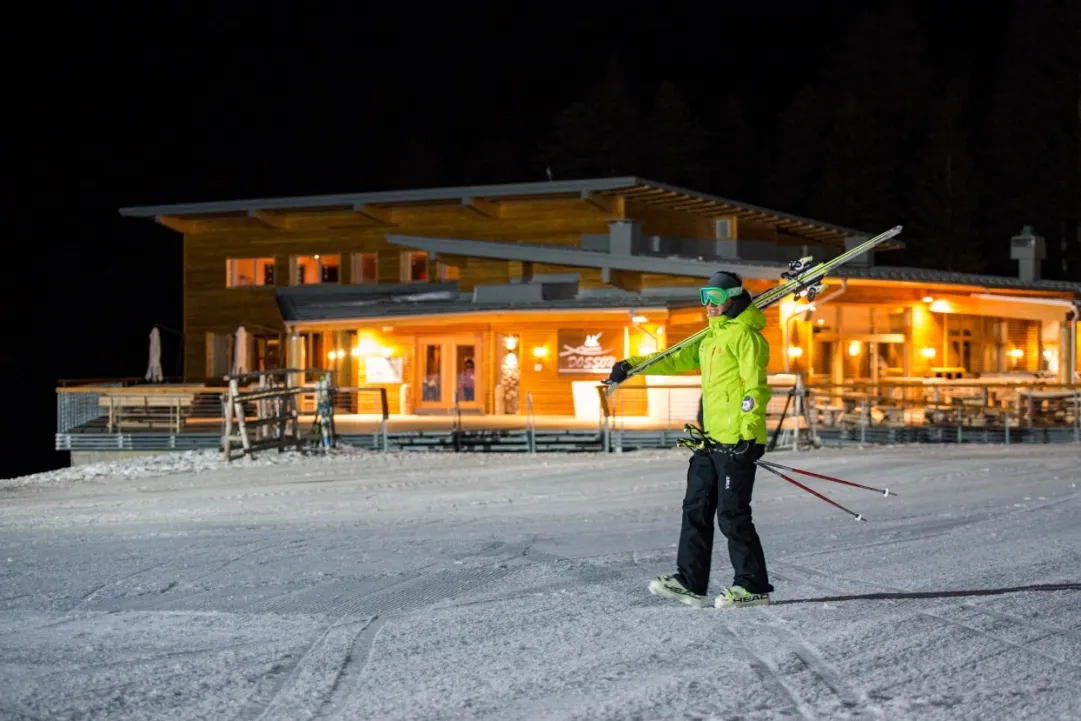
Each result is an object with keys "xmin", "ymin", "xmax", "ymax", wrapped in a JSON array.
[
  {"xmin": 921, "ymin": 347, "xmax": 937, "ymax": 358},
  {"xmin": 638, "ymin": 339, "xmax": 657, "ymax": 356},
  {"xmin": 655, "ymin": 325, "xmax": 665, "ymax": 336},
  {"xmin": 1008, "ymin": 348, "xmax": 1024, "ymax": 359},
  {"xmin": 383, "ymin": 346, "xmax": 394, "ymax": 357},
  {"xmin": 929, "ymin": 299, "xmax": 951, "ymax": 313},
  {"xmin": 817, "ymin": 318, "xmax": 825, "ymax": 326},
  {"xmin": 504, "ymin": 335, "xmax": 519, "ymax": 351},
  {"xmin": 1042, "ymin": 349, "xmax": 1054, "ymax": 360},
  {"xmin": 922, "ymin": 296, "xmax": 934, "ymax": 303},
  {"xmin": 354, "ymin": 335, "xmax": 384, "ymax": 358},
  {"xmin": 532, "ymin": 346, "xmax": 548, "ymax": 358},
  {"xmin": 848, "ymin": 341, "xmax": 861, "ymax": 357},
  {"xmin": 631, "ymin": 315, "xmax": 648, "ymax": 324},
  {"xmin": 787, "ymin": 346, "xmax": 804, "ymax": 358}
]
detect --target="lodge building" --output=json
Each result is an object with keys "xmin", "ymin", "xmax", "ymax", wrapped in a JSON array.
[{"xmin": 117, "ymin": 177, "xmax": 1080, "ymax": 423}]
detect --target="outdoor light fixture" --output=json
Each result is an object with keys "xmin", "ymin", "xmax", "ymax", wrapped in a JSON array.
[
  {"xmin": 921, "ymin": 347, "xmax": 937, "ymax": 358},
  {"xmin": 532, "ymin": 346, "xmax": 548, "ymax": 358},
  {"xmin": 787, "ymin": 346, "xmax": 804, "ymax": 358},
  {"xmin": 848, "ymin": 341, "xmax": 861, "ymax": 357},
  {"xmin": 1008, "ymin": 348, "xmax": 1024, "ymax": 359},
  {"xmin": 929, "ymin": 300, "xmax": 951, "ymax": 313}
]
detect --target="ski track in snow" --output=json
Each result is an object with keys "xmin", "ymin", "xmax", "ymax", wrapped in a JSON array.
[{"xmin": 1, "ymin": 445, "xmax": 1080, "ymax": 720}]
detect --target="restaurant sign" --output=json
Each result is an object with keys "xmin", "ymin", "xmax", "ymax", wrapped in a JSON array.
[{"xmin": 557, "ymin": 330, "xmax": 618, "ymax": 374}]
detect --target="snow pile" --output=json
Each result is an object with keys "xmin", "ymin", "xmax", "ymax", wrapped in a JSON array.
[{"xmin": 0, "ymin": 444, "xmax": 372, "ymax": 490}]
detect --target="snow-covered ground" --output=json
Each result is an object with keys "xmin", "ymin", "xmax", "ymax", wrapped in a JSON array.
[{"xmin": 1, "ymin": 444, "xmax": 1079, "ymax": 720}]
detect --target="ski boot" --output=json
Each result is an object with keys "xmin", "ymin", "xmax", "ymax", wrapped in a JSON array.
[
  {"xmin": 647, "ymin": 574, "xmax": 707, "ymax": 608},
  {"xmin": 715, "ymin": 585, "xmax": 770, "ymax": 609}
]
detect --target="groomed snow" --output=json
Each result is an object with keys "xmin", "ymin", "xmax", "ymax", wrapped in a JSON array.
[{"xmin": 1, "ymin": 444, "xmax": 1079, "ymax": 720}]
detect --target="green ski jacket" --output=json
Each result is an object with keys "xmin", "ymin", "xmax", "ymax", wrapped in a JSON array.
[{"xmin": 625, "ymin": 305, "xmax": 772, "ymax": 445}]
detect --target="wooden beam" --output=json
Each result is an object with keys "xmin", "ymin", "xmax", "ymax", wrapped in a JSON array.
[
  {"xmin": 156, "ymin": 215, "xmax": 199, "ymax": 233},
  {"xmin": 352, "ymin": 204, "xmax": 396, "ymax": 225},
  {"xmin": 601, "ymin": 267, "xmax": 643, "ymax": 292},
  {"xmin": 580, "ymin": 191, "xmax": 624, "ymax": 216},
  {"xmin": 248, "ymin": 210, "xmax": 292, "ymax": 229},
  {"xmin": 461, "ymin": 197, "xmax": 503, "ymax": 218}
]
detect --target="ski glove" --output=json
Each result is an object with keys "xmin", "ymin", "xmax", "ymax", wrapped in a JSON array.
[{"xmin": 605, "ymin": 360, "xmax": 632, "ymax": 385}]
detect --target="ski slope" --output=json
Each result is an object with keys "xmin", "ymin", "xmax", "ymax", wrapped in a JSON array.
[{"xmin": 1, "ymin": 444, "xmax": 1079, "ymax": 721}]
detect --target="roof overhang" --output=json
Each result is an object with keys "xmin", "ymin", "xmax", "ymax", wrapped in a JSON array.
[
  {"xmin": 385, "ymin": 234, "xmax": 787, "ymax": 280},
  {"xmin": 283, "ymin": 305, "xmax": 680, "ymax": 331},
  {"xmin": 118, "ymin": 176, "xmax": 875, "ymax": 246}
]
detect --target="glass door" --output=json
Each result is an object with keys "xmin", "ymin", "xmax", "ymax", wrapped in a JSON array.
[
  {"xmin": 415, "ymin": 335, "xmax": 483, "ymax": 412},
  {"xmin": 453, "ymin": 342, "xmax": 480, "ymax": 410}
]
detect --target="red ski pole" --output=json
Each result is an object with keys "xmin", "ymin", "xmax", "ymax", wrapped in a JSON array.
[
  {"xmin": 757, "ymin": 459, "xmax": 897, "ymax": 497},
  {"xmin": 756, "ymin": 461, "xmax": 867, "ymax": 521}
]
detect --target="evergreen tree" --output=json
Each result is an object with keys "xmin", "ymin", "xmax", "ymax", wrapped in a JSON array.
[
  {"xmin": 907, "ymin": 88, "xmax": 983, "ymax": 272},
  {"xmin": 806, "ymin": 95, "xmax": 893, "ymax": 231},
  {"xmin": 643, "ymin": 80, "xmax": 710, "ymax": 188},
  {"xmin": 705, "ymin": 94, "xmax": 758, "ymax": 200},
  {"xmin": 539, "ymin": 57, "xmax": 641, "ymax": 179},
  {"xmin": 765, "ymin": 85, "xmax": 827, "ymax": 215}
]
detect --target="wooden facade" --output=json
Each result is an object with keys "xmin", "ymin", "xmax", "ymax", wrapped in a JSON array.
[{"xmin": 118, "ymin": 179, "xmax": 1080, "ymax": 419}]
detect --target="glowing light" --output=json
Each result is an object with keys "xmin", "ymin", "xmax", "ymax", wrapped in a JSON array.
[
  {"xmin": 1008, "ymin": 348, "xmax": 1024, "ymax": 359},
  {"xmin": 921, "ymin": 347, "xmax": 937, "ymax": 358},
  {"xmin": 638, "ymin": 339, "xmax": 657, "ymax": 356},
  {"xmin": 848, "ymin": 341, "xmax": 861, "ymax": 357},
  {"xmin": 504, "ymin": 335, "xmax": 519, "ymax": 351},
  {"xmin": 922, "ymin": 296, "xmax": 934, "ymax": 303},
  {"xmin": 352, "ymin": 336, "xmax": 385, "ymax": 357},
  {"xmin": 631, "ymin": 315, "xmax": 648, "ymax": 324},
  {"xmin": 929, "ymin": 299, "xmax": 951, "ymax": 313},
  {"xmin": 532, "ymin": 346, "xmax": 548, "ymax": 358},
  {"xmin": 787, "ymin": 346, "xmax": 804, "ymax": 358}
]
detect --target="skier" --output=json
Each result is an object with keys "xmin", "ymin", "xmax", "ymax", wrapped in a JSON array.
[{"xmin": 606, "ymin": 270, "xmax": 774, "ymax": 609}]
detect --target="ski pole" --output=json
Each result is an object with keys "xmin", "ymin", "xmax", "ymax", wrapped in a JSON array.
[
  {"xmin": 755, "ymin": 461, "xmax": 867, "ymax": 521},
  {"xmin": 756, "ymin": 459, "xmax": 897, "ymax": 497}
]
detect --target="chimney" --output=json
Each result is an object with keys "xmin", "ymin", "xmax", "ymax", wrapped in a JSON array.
[
  {"xmin": 845, "ymin": 235, "xmax": 874, "ymax": 267},
  {"xmin": 1010, "ymin": 225, "xmax": 1046, "ymax": 283},
  {"xmin": 608, "ymin": 220, "xmax": 641, "ymax": 255}
]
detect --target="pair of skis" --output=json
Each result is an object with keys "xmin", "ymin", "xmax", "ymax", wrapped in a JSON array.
[{"xmin": 604, "ymin": 225, "xmax": 904, "ymax": 397}]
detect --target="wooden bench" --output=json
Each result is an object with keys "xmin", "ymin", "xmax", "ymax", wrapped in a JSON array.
[{"xmin": 98, "ymin": 394, "xmax": 195, "ymax": 432}]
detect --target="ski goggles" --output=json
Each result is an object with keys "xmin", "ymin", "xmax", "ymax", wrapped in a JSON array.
[{"xmin": 699, "ymin": 286, "xmax": 744, "ymax": 306}]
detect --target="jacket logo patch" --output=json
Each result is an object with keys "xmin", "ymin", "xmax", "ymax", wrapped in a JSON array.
[{"xmin": 741, "ymin": 396, "xmax": 755, "ymax": 412}]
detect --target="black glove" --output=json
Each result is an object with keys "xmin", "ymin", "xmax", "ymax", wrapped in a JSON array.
[{"xmin": 604, "ymin": 360, "xmax": 632, "ymax": 385}]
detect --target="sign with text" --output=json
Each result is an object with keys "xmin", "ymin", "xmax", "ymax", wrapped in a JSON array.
[
  {"xmin": 365, "ymin": 356, "xmax": 404, "ymax": 384},
  {"xmin": 557, "ymin": 330, "xmax": 618, "ymax": 375}
]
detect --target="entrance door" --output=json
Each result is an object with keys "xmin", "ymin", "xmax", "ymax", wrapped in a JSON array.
[{"xmin": 415, "ymin": 334, "xmax": 483, "ymax": 413}]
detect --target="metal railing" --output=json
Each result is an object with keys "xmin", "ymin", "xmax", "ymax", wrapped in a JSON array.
[{"xmin": 596, "ymin": 379, "xmax": 1080, "ymax": 447}]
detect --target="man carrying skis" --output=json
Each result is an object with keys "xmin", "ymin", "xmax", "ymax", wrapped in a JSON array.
[{"xmin": 606, "ymin": 270, "xmax": 774, "ymax": 609}]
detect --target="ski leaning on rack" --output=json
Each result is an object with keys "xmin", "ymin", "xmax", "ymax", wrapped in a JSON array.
[{"xmin": 605, "ymin": 225, "xmax": 903, "ymax": 396}]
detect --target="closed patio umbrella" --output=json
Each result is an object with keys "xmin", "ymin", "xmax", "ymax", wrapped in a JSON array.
[
  {"xmin": 233, "ymin": 325, "xmax": 250, "ymax": 375},
  {"xmin": 145, "ymin": 327, "xmax": 163, "ymax": 382}
]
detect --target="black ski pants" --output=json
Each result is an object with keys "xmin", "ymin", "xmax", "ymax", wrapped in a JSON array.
[{"xmin": 676, "ymin": 444, "xmax": 774, "ymax": 596}]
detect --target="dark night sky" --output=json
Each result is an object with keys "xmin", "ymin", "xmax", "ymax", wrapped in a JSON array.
[{"xmin": 7, "ymin": 0, "xmax": 1070, "ymax": 480}]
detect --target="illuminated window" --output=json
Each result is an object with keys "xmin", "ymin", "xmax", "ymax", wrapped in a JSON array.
[
  {"xmin": 437, "ymin": 262, "xmax": 460, "ymax": 281},
  {"xmin": 402, "ymin": 251, "xmax": 429, "ymax": 282},
  {"xmin": 293, "ymin": 254, "xmax": 341, "ymax": 285},
  {"xmin": 352, "ymin": 253, "xmax": 378, "ymax": 283},
  {"xmin": 226, "ymin": 258, "xmax": 275, "ymax": 287}
]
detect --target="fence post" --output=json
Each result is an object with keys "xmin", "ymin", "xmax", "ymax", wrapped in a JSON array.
[
  {"xmin": 860, "ymin": 401, "xmax": 868, "ymax": 445},
  {"xmin": 526, "ymin": 391, "xmax": 536, "ymax": 454}
]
